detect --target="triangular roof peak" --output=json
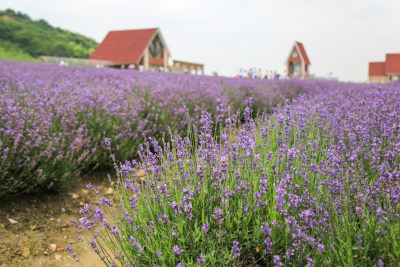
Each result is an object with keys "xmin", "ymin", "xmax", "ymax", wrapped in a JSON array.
[{"xmin": 294, "ymin": 41, "xmax": 311, "ymax": 65}]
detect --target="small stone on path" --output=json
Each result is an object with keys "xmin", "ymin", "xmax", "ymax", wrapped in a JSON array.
[
  {"xmin": 137, "ymin": 169, "xmax": 144, "ymax": 177},
  {"xmin": 22, "ymin": 247, "xmax": 30, "ymax": 258},
  {"xmin": 105, "ymin": 187, "xmax": 113, "ymax": 195},
  {"xmin": 8, "ymin": 218, "xmax": 18, "ymax": 224},
  {"xmin": 49, "ymin": 244, "xmax": 57, "ymax": 252},
  {"xmin": 137, "ymin": 169, "xmax": 145, "ymax": 182}
]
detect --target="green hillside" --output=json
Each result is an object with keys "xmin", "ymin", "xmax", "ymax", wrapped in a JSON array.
[{"xmin": 0, "ymin": 9, "xmax": 98, "ymax": 61}]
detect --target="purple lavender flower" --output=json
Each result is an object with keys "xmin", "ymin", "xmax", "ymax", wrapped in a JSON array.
[
  {"xmin": 232, "ymin": 241, "xmax": 240, "ymax": 259},
  {"xmin": 104, "ymin": 137, "xmax": 111, "ymax": 148},
  {"xmin": 261, "ymin": 222, "xmax": 272, "ymax": 236},
  {"xmin": 264, "ymin": 237, "xmax": 274, "ymax": 254},
  {"xmin": 90, "ymin": 240, "xmax": 100, "ymax": 254},
  {"xmin": 211, "ymin": 208, "xmax": 224, "ymax": 227},
  {"xmin": 307, "ymin": 258, "xmax": 315, "ymax": 267},
  {"xmin": 173, "ymin": 245, "xmax": 184, "ymax": 255},
  {"xmin": 129, "ymin": 236, "xmax": 143, "ymax": 253},
  {"xmin": 216, "ymin": 231, "xmax": 227, "ymax": 237},
  {"xmin": 156, "ymin": 249, "xmax": 163, "ymax": 259},
  {"xmin": 100, "ymin": 197, "xmax": 113, "ymax": 207},
  {"xmin": 273, "ymin": 255, "xmax": 283, "ymax": 267},
  {"xmin": 66, "ymin": 245, "xmax": 80, "ymax": 262},
  {"xmin": 376, "ymin": 208, "xmax": 387, "ymax": 218},
  {"xmin": 178, "ymin": 98, "xmax": 190, "ymax": 124},
  {"xmin": 197, "ymin": 253, "xmax": 206, "ymax": 263},
  {"xmin": 202, "ymin": 223, "xmax": 209, "ymax": 233},
  {"xmin": 86, "ymin": 183, "xmax": 99, "ymax": 194}
]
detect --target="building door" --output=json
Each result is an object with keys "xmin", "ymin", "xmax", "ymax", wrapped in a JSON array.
[
  {"xmin": 289, "ymin": 62, "xmax": 294, "ymax": 75},
  {"xmin": 295, "ymin": 62, "xmax": 301, "ymax": 76}
]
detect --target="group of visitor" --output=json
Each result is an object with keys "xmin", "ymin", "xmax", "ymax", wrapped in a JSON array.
[
  {"xmin": 235, "ymin": 68, "xmax": 286, "ymax": 79},
  {"xmin": 123, "ymin": 64, "xmax": 165, "ymax": 72}
]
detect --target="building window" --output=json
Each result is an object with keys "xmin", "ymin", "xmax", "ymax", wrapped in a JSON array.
[{"xmin": 149, "ymin": 34, "xmax": 163, "ymax": 58}]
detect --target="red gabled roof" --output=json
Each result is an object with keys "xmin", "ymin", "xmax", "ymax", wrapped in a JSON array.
[
  {"xmin": 369, "ymin": 62, "xmax": 386, "ymax": 77},
  {"xmin": 385, "ymin": 54, "xmax": 400, "ymax": 74},
  {"xmin": 90, "ymin": 28, "xmax": 159, "ymax": 64},
  {"xmin": 295, "ymin": 42, "xmax": 311, "ymax": 65}
]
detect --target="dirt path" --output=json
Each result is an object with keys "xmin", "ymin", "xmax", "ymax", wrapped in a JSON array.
[{"xmin": 0, "ymin": 171, "xmax": 113, "ymax": 267}]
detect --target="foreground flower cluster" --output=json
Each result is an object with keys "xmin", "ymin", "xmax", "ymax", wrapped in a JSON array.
[
  {"xmin": 0, "ymin": 60, "xmax": 306, "ymax": 197},
  {"xmin": 72, "ymin": 82, "xmax": 400, "ymax": 266}
]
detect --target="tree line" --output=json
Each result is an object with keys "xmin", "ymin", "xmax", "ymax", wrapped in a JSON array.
[{"xmin": 0, "ymin": 9, "xmax": 98, "ymax": 59}]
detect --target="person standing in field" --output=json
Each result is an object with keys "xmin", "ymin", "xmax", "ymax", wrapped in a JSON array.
[{"xmin": 264, "ymin": 70, "xmax": 269, "ymax": 79}]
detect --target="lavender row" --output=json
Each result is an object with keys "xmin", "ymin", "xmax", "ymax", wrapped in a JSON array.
[
  {"xmin": 0, "ymin": 60, "xmax": 308, "ymax": 197},
  {"xmin": 70, "ymin": 80, "xmax": 400, "ymax": 266}
]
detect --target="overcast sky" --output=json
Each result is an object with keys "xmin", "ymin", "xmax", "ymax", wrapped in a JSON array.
[{"xmin": 2, "ymin": 0, "xmax": 400, "ymax": 81}]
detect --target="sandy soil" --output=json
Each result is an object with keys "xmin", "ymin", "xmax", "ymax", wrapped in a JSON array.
[{"xmin": 0, "ymin": 171, "xmax": 113, "ymax": 267}]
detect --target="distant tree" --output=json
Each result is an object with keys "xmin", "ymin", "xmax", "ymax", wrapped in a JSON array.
[
  {"xmin": 36, "ymin": 19, "xmax": 52, "ymax": 30},
  {"xmin": 0, "ymin": 9, "xmax": 31, "ymax": 21},
  {"xmin": 0, "ymin": 19, "xmax": 15, "ymax": 41},
  {"xmin": 0, "ymin": 9, "xmax": 98, "ymax": 59},
  {"xmin": 52, "ymin": 43, "xmax": 69, "ymax": 57}
]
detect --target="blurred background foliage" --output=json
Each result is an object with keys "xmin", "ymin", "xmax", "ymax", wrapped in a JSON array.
[{"xmin": 0, "ymin": 9, "xmax": 98, "ymax": 60}]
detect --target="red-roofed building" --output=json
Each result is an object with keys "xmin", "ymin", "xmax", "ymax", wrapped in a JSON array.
[
  {"xmin": 90, "ymin": 28, "xmax": 171, "ymax": 71},
  {"xmin": 369, "ymin": 62, "xmax": 386, "ymax": 83},
  {"xmin": 286, "ymin": 41, "xmax": 311, "ymax": 78},
  {"xmin": 369, "ymin": 53, "xmax": 400, "ymax": 83}
]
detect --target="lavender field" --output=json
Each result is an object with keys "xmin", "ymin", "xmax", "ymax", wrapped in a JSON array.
[
  {"xmin": 1, "ymin": 60, "xmax": 400, "ymax": 266},
  {"xmin": 0, "ymin": 60, "xmax": 305, "ymax": 197}
]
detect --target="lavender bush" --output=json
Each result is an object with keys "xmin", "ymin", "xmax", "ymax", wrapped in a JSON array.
[
  {"xmin": 0, "ymin": 60, "xmax": 306, "ymax": 197},
  {"xmin": 71, "ymin": 81, "xmax": 400, "ymax": 266}
]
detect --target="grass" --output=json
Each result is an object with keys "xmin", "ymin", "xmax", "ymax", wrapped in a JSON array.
[{"xmin": 0, "ymin": 40, "xmax": 35, "ymax": 61}]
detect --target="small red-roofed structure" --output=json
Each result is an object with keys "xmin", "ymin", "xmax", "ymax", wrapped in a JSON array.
[
  {"xmin": 369, "ymin": 53, "xmax": 400, "ymax": 83},
  {"xmin": 286, "ymin": 41, "xmax": 311, "ymax": 78},
  {"xmin": 90, "ymin": 28, "xmax": 171, "ymax": 71},
  {"xmin": 369, "ymin": 62, "xmax": 386, "ymax": 83},
  {"xmin": 385, "ymin": 54, "xmax": 400, "ymax": 75}
]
